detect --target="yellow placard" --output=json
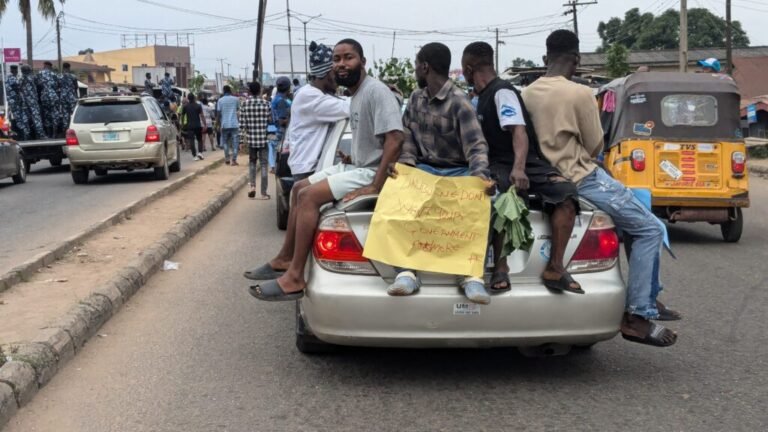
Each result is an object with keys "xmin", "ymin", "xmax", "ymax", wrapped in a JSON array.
[{"xmin": 362, "ymin": 163, "xmax": 491, "ymax": 278}]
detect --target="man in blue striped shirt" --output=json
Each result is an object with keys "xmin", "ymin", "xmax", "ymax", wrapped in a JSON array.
[{"xmin": 217, "ymin": 85, "xmax": 241, "ymax": 165}]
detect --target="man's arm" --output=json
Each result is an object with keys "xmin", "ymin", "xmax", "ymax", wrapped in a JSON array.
[
  {"xmin": 506, "ymin": 125, "xmax": 530, "ymax": 191},
  {"xmin": 342, "ymin": 129, "xmax": 404, "ymax": 202},
  {"xmin": 398, "ymin": 94, "xmax": 418, "ymax": 167},
  {"xmin": 577, "ymin": 87, "xmax": 605, "ymax": 157},
  {"xmin": 456, "ymin": 99, "xmax": 490, "ymax": 179},
  {"xmin": 312, "ymin": 94, "xmax": 350, "ymax": 123}
]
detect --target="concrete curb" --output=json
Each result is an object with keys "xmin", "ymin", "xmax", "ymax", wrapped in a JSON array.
[
  {"xmin": 0, "ymin": 172, "xmax": 247, "ymax": 429},
  {"xmin": 747, "ymin": 163, "xmax": 768, "ymax": 176},
  {"xmin": 0, "ymin": 158, "xmax": 225, "ymax": 294}
]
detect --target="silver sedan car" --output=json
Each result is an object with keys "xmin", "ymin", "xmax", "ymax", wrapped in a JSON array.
[{"xmin": 296, "ymin": 120, "xmax": 626, "ymax": 356}]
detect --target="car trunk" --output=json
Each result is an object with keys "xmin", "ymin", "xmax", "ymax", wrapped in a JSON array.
[
  {"xmin": 331, "ymin": 196, "xmax": 595, "ymax": 286},
  {"xmin": 73, "ymin": 101, "xmax": 149, "ymax": 151},
  {"xmin": 654, "ymin": 141, "xmax": 723, "ymax": 190}
]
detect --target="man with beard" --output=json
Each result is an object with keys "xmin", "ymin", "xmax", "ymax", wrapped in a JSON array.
[
  {"xmin": 36, "ymin": 61, "xmax": 63, "ymax": 137},
  {"xmin": 387, "ymin": 42, "xmax": 494, "ymax": 304},
  {"xmin": 461, "ymin": 41, "xmax": 582, "ymax": 295},
  {"xmin": 247, "ymin": 38, "xmax": 404, "ymax": 301}
]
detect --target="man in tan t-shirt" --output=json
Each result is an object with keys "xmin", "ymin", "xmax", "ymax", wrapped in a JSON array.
[{"xmin": 523, "ymin": 29, "xmax": 678, "ymax": 348}]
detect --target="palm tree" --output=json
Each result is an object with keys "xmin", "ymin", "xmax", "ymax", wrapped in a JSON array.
[{"xmin": 0, "ymin": 0, "xmax": 66, "ymax": 67}]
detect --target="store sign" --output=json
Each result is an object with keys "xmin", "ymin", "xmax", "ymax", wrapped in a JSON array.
[
  {"xmin": 2, "ymin": 48, "xmax": 21, "ymax": 63},
  {"xmin": 747, "ymin": 104, "xmax": 757, "ymax": 124}
]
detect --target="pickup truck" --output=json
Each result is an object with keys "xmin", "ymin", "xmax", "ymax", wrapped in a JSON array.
[{"xmin": 0, "ymin": 106, "xmax": 67, "ymax": 172}]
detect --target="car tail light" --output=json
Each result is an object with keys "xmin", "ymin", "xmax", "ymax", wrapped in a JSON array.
[
  {"xmin": 630, "ymin": 149, "xmax": 646, "ymax": 171},
  {"xmin": 145, "ymin": 125, "xmax": 160, "ymax": 143},
  {"xmin": 567, "ymin": 213, "xmax": 619, "ymax": 274},
  {"xmin": 65, "ymin": 129, "xmax": 79, "ymax": 146},
  {"xmin": 731, "ymin": 151, "xmax": 746, "ymax": 177},
  {"xmin": 313, "ymin": 214, "xmax": 377, "ymax": 275}
]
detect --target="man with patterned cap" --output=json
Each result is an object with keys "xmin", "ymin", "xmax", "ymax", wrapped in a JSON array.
[{"xmin": 243, "ymin": 41, "xmax": 350, "ymax": 280}]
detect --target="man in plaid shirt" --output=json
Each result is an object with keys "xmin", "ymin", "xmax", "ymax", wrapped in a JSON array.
[{"xmin": 240, "ymin": 81, "xmax": 273, "ymax": 199}]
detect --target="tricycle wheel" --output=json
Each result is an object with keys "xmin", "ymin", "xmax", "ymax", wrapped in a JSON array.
[
  {"xmin": 720, "ymin": 208, "xmax": 743, "ymax": 243},
  {"xmin": 49, "ymin": 156, "xmax": 63, "ymax": 167},
  {"xmin": 23, "ymin": 159, "xmax": 32, "ymax": 175}
]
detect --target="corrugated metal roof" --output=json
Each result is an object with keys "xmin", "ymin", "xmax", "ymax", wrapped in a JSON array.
[{"xmin": 581, "ymin": 46, "xmax": 768, "ymax": 67}]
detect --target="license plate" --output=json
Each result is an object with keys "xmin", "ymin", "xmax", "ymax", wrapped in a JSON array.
[{"xmin": 103, "ymin": 132, "xmax": 119, "ymax": 141}]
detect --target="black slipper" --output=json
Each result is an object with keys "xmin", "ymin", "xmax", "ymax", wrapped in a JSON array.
[
  {"xmin": 621, "ymin": 322, "xmax": 677, "ymax": 347},
  {"xmin": 243, "ymin": 263, "xmax": 286, "ymax": 280},
  {"xmin": 249, "ymin": 279, "xmax": 304, "ymax": 302},
  {"xmin": 248, "ymin": 190, "xmax": 256, "ymax": 199},
  {"xmin": 543, "ymin": 272, "xmax": 584, "ymax": 294},
  {"xmin": 490, "ymin": 271, "xmax": 511, "ymax": 293}
]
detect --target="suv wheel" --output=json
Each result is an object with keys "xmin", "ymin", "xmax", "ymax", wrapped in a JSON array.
[
  {"xmin": 154, "ymin": 147, "xmax": 170, "ymax": 180},
  {"xmin": 12, "ymin": 154, "xmax": 27, "ymax": 184},
  {"xmin": 295, "ymin": 302, "xmax": 336, "ymax": 354},
  {"xmin": 71, "ymin": 168, "xmax": 89, "ymax": 184}
]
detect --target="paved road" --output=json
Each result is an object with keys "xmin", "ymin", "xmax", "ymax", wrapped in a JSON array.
[
  {"xmin": 0, "ymin": 150, "xmax": 221, "ymax": 275},
  {"xmin": 5, "ymin": 177, "xmax": 768, "ymax": 431}
]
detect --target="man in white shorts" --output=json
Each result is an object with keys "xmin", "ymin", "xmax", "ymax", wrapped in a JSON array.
[{"xmin": 248, "ymin": 38, "xmax": 404, "ymax": 301}]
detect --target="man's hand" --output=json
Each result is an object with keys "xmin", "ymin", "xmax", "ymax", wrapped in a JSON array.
[
  {"xmin": 342, "ymin": 185, "xmax": 379, "ymax": 202},
  {"xmin": 510, "ymin": 167, "xmax": 529, "ymax": 191},
  {"xmin": 337, "ymin": 150, "xmax": 352, "ymax": 165},
  {"xmin": 387, "ymin": 163, "xmax": 399, "ymax": 179},
  {"xmin": 479, "ymin": 176, "xmax": 497, "ymax": 196}
]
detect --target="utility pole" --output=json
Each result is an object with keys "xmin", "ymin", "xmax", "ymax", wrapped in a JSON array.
[
  {"xmin": 487, "ymin": 28, "xmax": 506, "ymax": 73},
  {"xmin": 286, "ymin": 0, "xmax": 295, "ymax": 78},
  {"xmin": 253, "ymin": 0, "xmax": 267, "ymax": 82},
  {"xmin": 680, "ymin": 0, "xmax": 688, "ymax": 72},
  {"xmin": 391, "ymin": 31, "xmax": 396, "ymax": 59},
  {"xmin": 295, "ymin": 14, "xmax": 321, "ymax": 77},
  {"xmin": 242, "ymin": 66, "xmax": 249, "ymax": 80},
  {"xmin": 226, "ymin": 63, "xmax": 232, "ymax": 78},
  {"xmin": 562, "ymin": 0, "xmax": 597, "ymax": 38},
  {"xmin": 726, "ymin": 0, "xmax": 732, "ymax": 75},
  {"xmin": 55, "ymin": 12, "xmax": 63, "ymax": 71}
]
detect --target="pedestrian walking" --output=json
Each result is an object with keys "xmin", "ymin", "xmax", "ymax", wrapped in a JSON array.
[
  {"xmin": 240, "ymin": 81, "xmax": 272, "ymax": 199},
  {"xmin": 200, "ymin": 97, "xmax": 215, "ymax": 151},
  {"xmin": 181, "ymin": 93, "xmax": 207, "ymax": 160},
  {"xmin": 217, "ymin": 85, "xmax": 241, "ymax": 165}
]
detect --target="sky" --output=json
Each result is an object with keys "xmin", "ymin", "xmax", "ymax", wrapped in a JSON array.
[{"xmin": 1, "ymin": 0, "xmax": 767, "ymax": 80}]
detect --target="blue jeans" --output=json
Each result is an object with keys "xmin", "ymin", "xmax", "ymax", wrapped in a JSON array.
[
  {"xmin": 577, "ymin": 168, "xmax": 663, "ymax": 319},
  {"xmin": 395, "ymin": 164, "xmax": 475, "ymax": 279},
  {"xmin": 268, "ymin": 139, "xmax": 278, "ymax": 169},
  {"xmin": 221, "ymin": 128, "xmax": 240, "ymax": 161}
]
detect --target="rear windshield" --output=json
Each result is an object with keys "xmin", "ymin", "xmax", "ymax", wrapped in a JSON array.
[
  {"xmin": 73, "ymin": 102, "xmax": 148, "ymax": 124},
  {"xmin": 661, "ymin": 94, "xmax": 718, "ymax": 127}
]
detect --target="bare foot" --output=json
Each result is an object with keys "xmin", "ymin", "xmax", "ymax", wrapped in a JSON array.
[{"xmin": 276, "ymin": 272, "xmax": 307, "ymax": 294}]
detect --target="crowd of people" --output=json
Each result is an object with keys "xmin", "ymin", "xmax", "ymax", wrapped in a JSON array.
[
  {"xmin": 239, "ymin": 31, "xmax": 682, "ymax": 349},
  {"xmin": 4, "ymin": 61, "xmax": 79, "ymax": 141}
]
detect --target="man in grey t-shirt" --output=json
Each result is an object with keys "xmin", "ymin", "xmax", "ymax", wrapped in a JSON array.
[{"xmin": 248, "ymin": 38, "xmax": 404, "ymax": 302}]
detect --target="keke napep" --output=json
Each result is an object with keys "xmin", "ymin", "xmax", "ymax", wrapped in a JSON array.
[{"xmin": 597, "ymin": 72, "xmax": 749, "ymax": 242}]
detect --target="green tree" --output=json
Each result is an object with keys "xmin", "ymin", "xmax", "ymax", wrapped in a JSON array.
[
  {"xmin": 605, "ymin": 44, "xmax": 631, "ymax": 78},
  {"xmin": 0, "ymin": 0, "xmax": 66, "ymax": 67},
  {"xmin": 511, "ymin": 57, "xmax": 538, "ymax": 68},
  {"xmin": 372, "ymin": 58, "xmax": 416, "ymax": 98},
  {"xmin": 189, "ymin": 71, "xmax": 207, "ymax": 95},
  {"xmin": 78, "ymin": 48, "xmax": 94, "ymax": 55},
  {"xmin": 597, "ymin": 7, "xmax": 749, "ymax": 51}
]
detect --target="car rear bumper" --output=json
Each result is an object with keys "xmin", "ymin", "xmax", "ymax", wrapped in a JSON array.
[
  {"xmin": 301, "ymin": 264, "xmax": 626, "ymax": 348},
  {"xmin": 65, "ymin": 143, "xmax": 163, "ymax": 168}
]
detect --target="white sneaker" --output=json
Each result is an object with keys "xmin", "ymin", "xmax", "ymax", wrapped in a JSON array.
[
  {"xmin": 198, "ymin": 152, "xmax": 205, "ymax": 160},
  {"xmin": 194, "ymin": 154, "xmax": 202, "ymax": 161}
]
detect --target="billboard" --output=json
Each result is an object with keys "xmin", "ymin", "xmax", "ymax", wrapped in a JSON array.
[
  {"xmin": 273, "ymin": 44, "xmax": 309, "ymax": 75},
  {"xmin": 3, "ymin": 48, "xmax": 22, "ymax": 64}
]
